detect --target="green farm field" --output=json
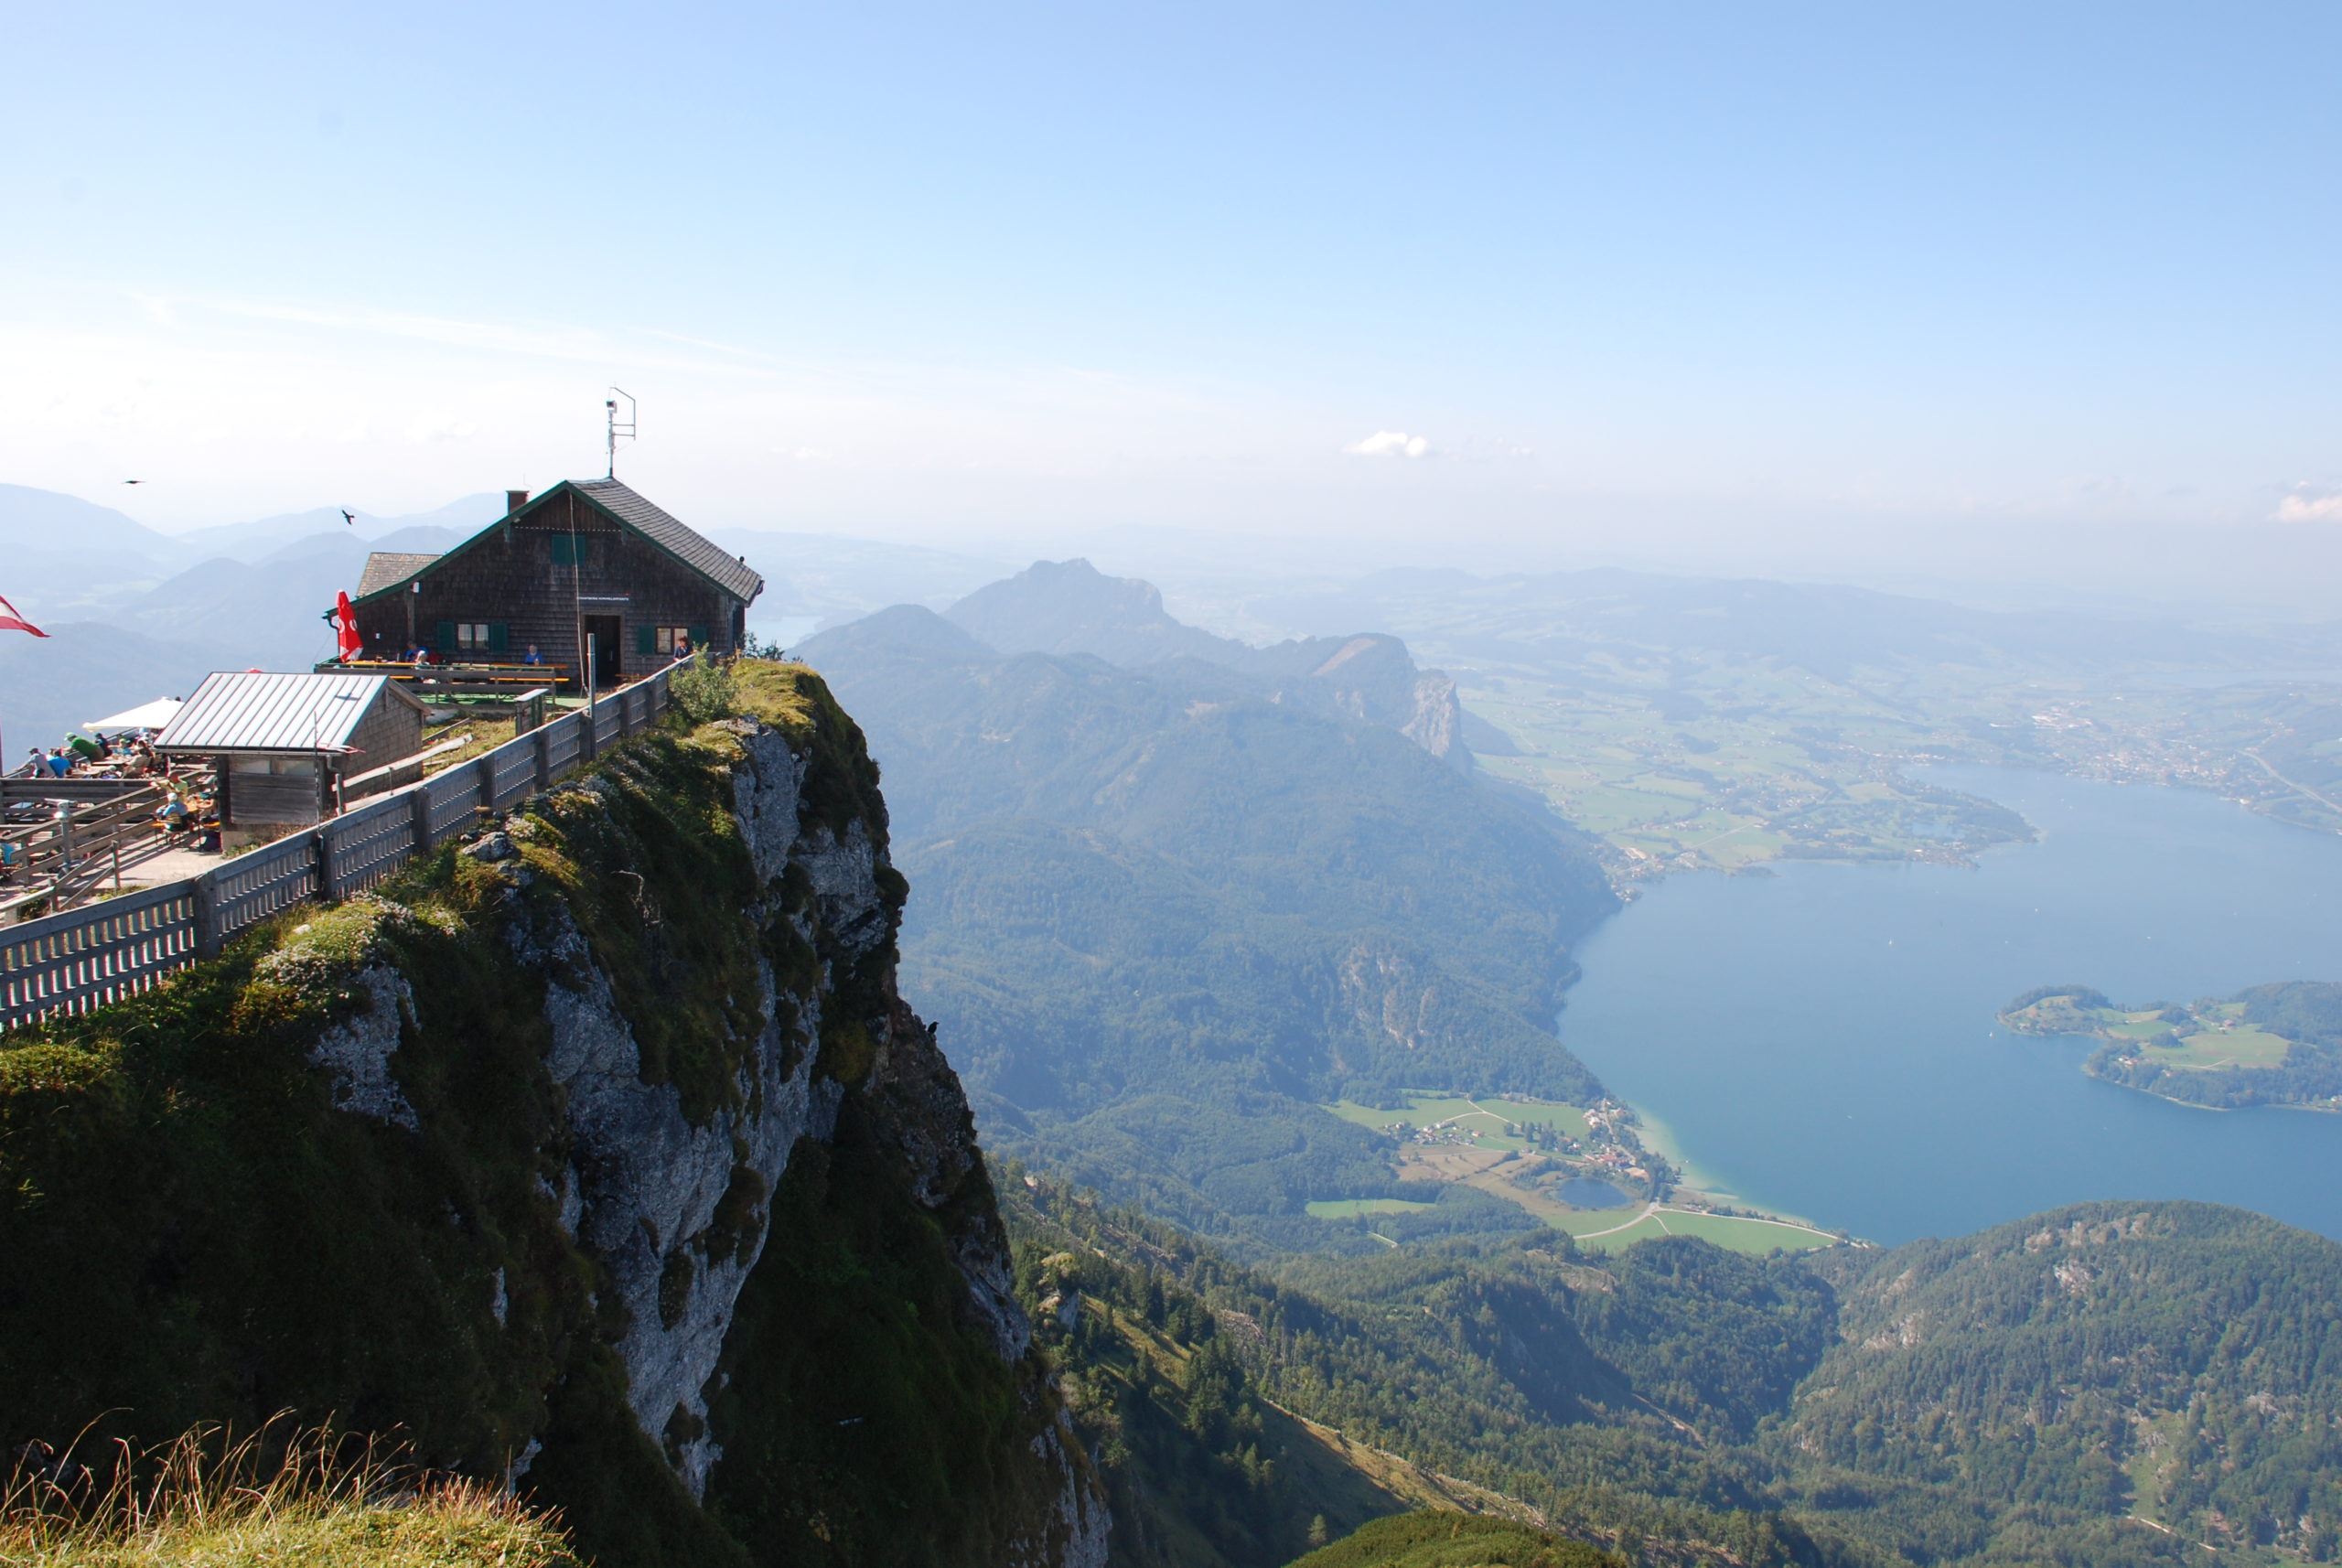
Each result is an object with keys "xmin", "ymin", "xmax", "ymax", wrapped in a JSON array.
[
  {"xmin": 1304, "ymin": 1198, "xmax": 1435, "ymax": 1219},
  {"xmin": 1457, "ymin": 665, "xmax": 2032, "ymax": 876},
  {"xmin": 1318, "ymin": 1091, "xmax": 1843, "ymax": 1255},
  {"xmin": 2146, "ymin": 1026, "xmax": 2294, "ymax": 1070},
  {"xmin": 1553, "ymin": 1206, "xmax": 1841, "ymax": 1256},
  {"xmin": 1323, "ymin": 1092, "xmax": 1592, "ymax": 1151}
]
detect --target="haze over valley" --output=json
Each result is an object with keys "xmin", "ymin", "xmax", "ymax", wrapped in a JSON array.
[{"xmin": 9, "ymin": 5, "xmax": 2342, "ymax": 1565}]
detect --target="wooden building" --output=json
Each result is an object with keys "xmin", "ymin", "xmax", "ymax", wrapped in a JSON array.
[
  {"xmin": 350, "ymin": 479, "xmax": 765, "ymax": 688},
  {"xmin": 155, "ymin": 672, "xmax": 429, "ymax": 844}
]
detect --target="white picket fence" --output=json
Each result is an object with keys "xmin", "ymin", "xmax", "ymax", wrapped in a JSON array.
[{"xmin": 0, "ymin": 668, "xmax": 674, "ymax": 1033}]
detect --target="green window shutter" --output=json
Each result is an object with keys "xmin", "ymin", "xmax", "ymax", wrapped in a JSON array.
[
  {"xmin": 689, "ymin": 626, "xmax": 710, "ymax": 651},
  {"xmin": 551, "ymin": 536, "xmax": 588, "ymax": 566},
  {"xmin": 434, "ymin": 620, "xmax": 456, "ymax": 652},
  {"xmin": 635, "ymin": 624, "xmax": 655, "ymax": 656},
  {"xmin": 489, "ymin": 622, "xmax": 509, "ymax": 655},
  {"xmin": 548, "ymin": 537, "xmax": 567, "ymax": 566}
]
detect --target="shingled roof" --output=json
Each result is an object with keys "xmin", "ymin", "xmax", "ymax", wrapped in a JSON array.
[
  {"xmin": 359, "ymin": 552, "xmax": 443, "ymax": 596},
  {"xmin": 570, "ymin": 478, "xmax": 764, "ymax": 602},
  {"xmin": 350, "ymin": 478, "xmax": 764, "ymax": 606}
]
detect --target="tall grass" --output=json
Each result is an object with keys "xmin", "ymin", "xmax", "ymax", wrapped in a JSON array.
[{"xmin": 0, "ymin": 1420, "xmax": 578, "ymax": 1568}]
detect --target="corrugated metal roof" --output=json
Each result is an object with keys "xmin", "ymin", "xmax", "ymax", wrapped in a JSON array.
[
  {"xmin": 358, "ymin": 551, "xmax": 442, "ymax": 596},
  {"xmin": 573, "ymin": 478, "xmax": 765, "ymax": 602},
  {"xmin": 155, "ymin": 671, "xmax": 403, "ymax": 754}
]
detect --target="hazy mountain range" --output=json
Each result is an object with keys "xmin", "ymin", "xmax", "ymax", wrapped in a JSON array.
[{"xmin": 10, "ymin": 476, "xmax": 2342, "ymax": 759}]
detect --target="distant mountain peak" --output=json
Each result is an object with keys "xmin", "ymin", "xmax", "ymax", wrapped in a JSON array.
[
  {"xmin": 927, "ymin": 562, "xmax": 1473, "ymax": 769},
  {"xmin": 946, "ymin": 558, "xmax": 1208, "ymax": 662}
]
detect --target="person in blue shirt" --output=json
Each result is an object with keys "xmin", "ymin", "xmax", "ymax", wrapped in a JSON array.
[{"xmin": 523, "ymin": 644, "xmax": 543, "ymax": 665}]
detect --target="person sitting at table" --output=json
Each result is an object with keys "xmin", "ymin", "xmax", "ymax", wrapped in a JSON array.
[
  {"xmin": 524, "ymin": 644, "xmax": 543, "ymax": 665},
  {"xmin": 411, "ymin": 645, "xmax": 432, "ymax": 670},
  {"xmin": 45, "ymin": 747, "xmax": 71, "ymax": 778},
  {"xmin": 158, "ymin": 795, "xmax": 191, "ymax": 838}
]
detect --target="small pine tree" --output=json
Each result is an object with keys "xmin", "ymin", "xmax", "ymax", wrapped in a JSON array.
[{"xmin": 1306, "ymin": 1514, "xmax": 1329, "ymax": 1549}]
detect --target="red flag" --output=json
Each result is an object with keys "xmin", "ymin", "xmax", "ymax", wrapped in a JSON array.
[
  {"xmin": 335, "ymin": 590, "xmax": 362, "ymax": 660},
  {"xmin": 0, "ymin": 593, "xmax": 45, "ymax": 638}
]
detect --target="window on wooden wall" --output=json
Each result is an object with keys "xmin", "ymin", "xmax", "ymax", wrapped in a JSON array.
[
  {"xmin": 550, "ymin": 535, "xmax": 594, "ymax": 566},
  {"xmin": 642, "ymin": 625, "xmax": 698, "ymax": 656},
  {"xmin": 436, "ymin": 621, "xmax": 509, "ymax": 655}
]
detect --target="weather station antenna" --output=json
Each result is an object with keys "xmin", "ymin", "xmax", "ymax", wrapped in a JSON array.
[{"xmin": 605, "ymin": 387, "xmax": 637, "ymax": 478}]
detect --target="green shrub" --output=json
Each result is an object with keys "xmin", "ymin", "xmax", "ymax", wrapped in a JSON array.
[{"xmin": 666, "ymin": 654, "xmax": 739, "ymax": 724}]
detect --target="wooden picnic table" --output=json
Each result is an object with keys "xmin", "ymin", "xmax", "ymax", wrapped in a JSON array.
[{"xmin": 322, "ymin": 660, "xmax": 573, "ymax": 687}]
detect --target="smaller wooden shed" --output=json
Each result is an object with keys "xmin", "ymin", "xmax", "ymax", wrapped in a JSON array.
[{"xmin": 155, "ymin": 672, "xmax": 429, "ymax": 844}]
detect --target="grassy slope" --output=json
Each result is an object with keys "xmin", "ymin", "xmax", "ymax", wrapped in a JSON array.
[
  {"xmin": 1284, "ymin": 1511, "xmax": 1617, "ymax": 1568},
  {"xmin": 1, "ymin": 1483, "xmax": 580, "ymax": 1568}
]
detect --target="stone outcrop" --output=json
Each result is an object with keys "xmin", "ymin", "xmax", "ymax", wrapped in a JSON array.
[{"xmin": 493, "ymin": 699, "xmax": 1108, "ymax": 1553}]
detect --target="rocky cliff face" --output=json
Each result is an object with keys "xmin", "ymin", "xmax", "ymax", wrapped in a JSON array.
[{"xmin": 0, "ymin": 664, "xmax": 1107, "ymax": 1568}]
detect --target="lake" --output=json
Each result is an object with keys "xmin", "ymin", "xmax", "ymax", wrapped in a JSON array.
[{"xmin": 1555, "ymin": 765, "xmax": 2342, "ymax": 1247}]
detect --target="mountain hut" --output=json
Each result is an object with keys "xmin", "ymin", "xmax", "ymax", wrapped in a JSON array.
[{"xmin": 348, "ymin": 479, "xmax": 764, "ymax": 689}]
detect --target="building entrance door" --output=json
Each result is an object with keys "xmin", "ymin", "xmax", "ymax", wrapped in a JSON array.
[{"xmin": 582, "ymin": 616, "xmax": 624, "ymax": 688}]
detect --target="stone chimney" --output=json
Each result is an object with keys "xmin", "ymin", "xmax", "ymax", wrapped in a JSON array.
[{"xmin": 507, "ymin": 489, "xmax": 531, "ymax": 515}]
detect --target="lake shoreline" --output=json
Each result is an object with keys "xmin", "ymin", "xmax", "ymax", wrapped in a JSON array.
[{"xmin": 1549, "ymin": 763, "xmax": 2342, "ymax": 1246}]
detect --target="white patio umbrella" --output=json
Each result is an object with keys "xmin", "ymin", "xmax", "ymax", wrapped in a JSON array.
[{"xmin": 82, "ymin": 696, "xmax": 184, "ymax": 735}]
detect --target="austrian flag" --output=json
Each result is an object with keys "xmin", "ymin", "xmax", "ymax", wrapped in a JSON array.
[{"xmin": 0, "ymin": 594, "xmax": 45, "ymax": 638}]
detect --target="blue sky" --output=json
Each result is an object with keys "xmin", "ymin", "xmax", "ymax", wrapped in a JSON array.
[{"xmin": 5, "ymin": 2, "xmax": 2339, "ymax": 563}]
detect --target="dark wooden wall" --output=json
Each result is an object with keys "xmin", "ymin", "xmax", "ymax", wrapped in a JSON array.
[
  {"xmin": 345, "ymin": 692, "xmax": 424, "ymax": 773},
  {"xmin": 352, "ymin": 491, "xmax": 744, "ymax": 686}
]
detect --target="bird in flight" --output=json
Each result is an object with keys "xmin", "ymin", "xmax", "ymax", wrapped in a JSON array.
[
  {"xmin": 124, "ymin": 479, "xmax": 143, "ymax": 485},
  {"xmin": 340, "ymin": 509, "xmax": 356, "ymax": 526}
]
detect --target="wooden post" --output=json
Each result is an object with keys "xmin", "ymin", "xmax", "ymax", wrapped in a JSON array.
[
  {"xmin": 316, "ymin": 822, "xmax": 338, "ymax": 903},
  {"xmin": 192, "ymin": 873, "xmax": 220, "ymax": 958},
  {"xmin": 534, "ymin": 724, "xmax": 551, "ymax": 790},
  {"xmin": 583, "ymin": 635, "xmax": 598, "ymax": 760},
  {"xmin": 410, "ymin": 779, "xmax": 433, "ymax": 855}
]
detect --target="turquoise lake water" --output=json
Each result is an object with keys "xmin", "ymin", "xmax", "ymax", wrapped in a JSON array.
[{"xmin": 1554, "ymin": 765, "xmax": 2342, "ymax": 1246}]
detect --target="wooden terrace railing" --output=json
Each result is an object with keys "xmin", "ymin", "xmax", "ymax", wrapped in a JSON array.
[{"xmin": 0, "ymin": 668, "xmax": 674, "ymax": 1033}]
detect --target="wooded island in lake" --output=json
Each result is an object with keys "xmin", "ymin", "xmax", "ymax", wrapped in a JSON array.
[{"xmin": 2001, "ymin": 981, "xmax": 2342, "ymax": 1111}]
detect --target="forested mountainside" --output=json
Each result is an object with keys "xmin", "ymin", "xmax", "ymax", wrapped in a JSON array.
[
  {"xmin": 0, "ymin": 662, "xmax": 1106, "ymax": 1568},
  {"xmin": 798, "ymin": 586, "xmax": 1616, "ymax": 1247},
  {"xmin": 1004, "ymin": 1180, "xmax": 2341, "ymax": 1568},
  {"xmin": 1785, "ymin": 1202, "xmax": 2342, "ymax": 1564}
]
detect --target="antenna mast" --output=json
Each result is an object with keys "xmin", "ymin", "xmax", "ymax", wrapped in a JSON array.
[{"xmin": 605, "ymin": 387, "xmax": 637, "ymax": 478}]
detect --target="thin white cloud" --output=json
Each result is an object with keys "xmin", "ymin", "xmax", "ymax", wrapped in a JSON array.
[
  {"xmin": 1346, "ymin": 430, "xmax": 1432, "ymax": 458},
  {"xmin": 2274, "ymin": 484, "xmax": 2342, "ymax": 523}
]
